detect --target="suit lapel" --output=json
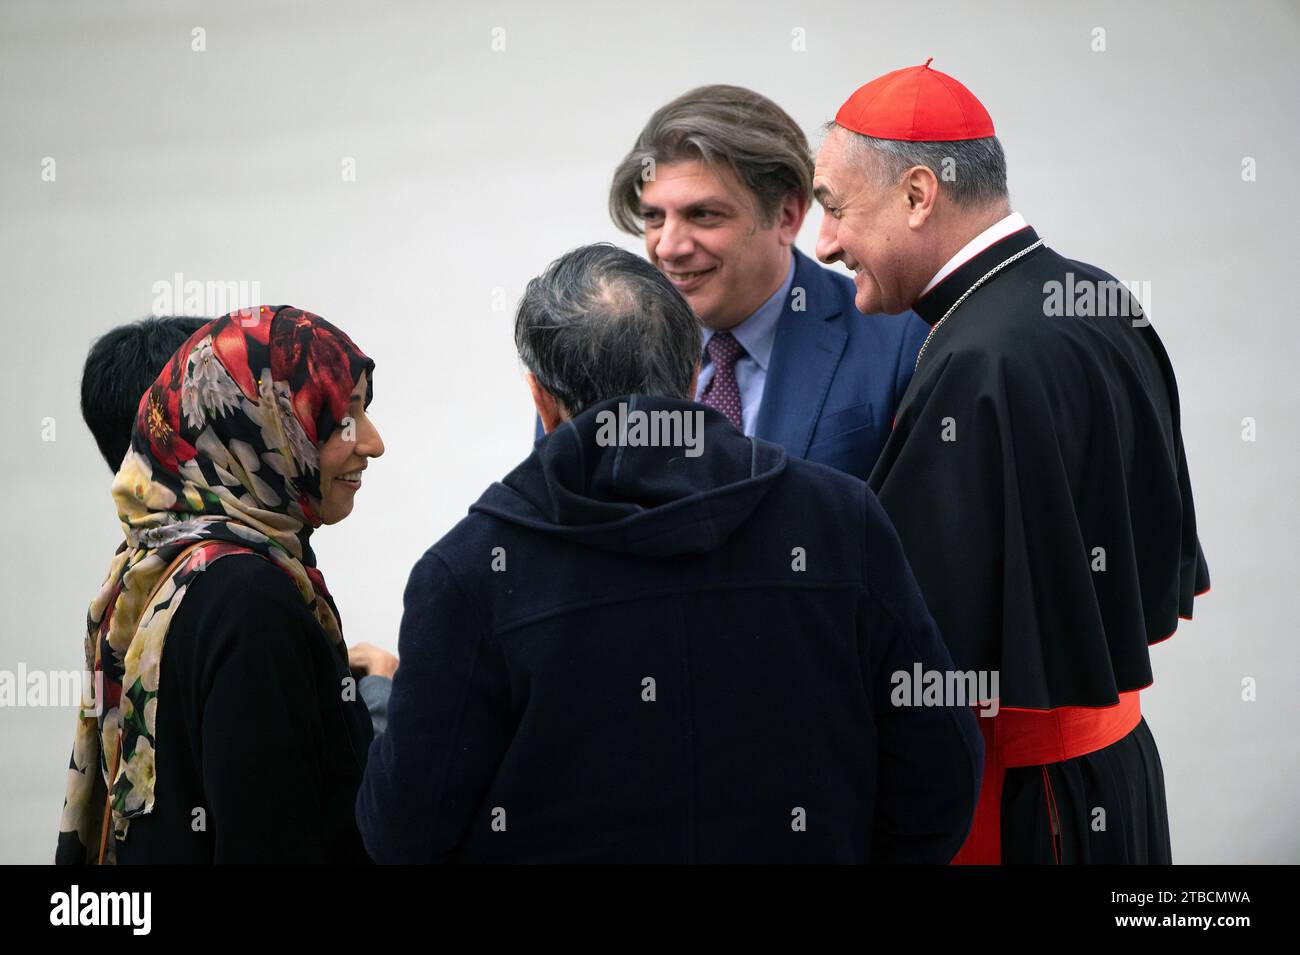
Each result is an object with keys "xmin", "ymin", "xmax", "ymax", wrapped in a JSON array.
[{"xmin": 754, "ymin": 249, "xmax": 849, "ymax": 458}]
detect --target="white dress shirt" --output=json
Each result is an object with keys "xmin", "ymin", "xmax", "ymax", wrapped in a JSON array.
[{"xmin": 920, "ymin": 211, "xmax": 1028, "ymax": 298}]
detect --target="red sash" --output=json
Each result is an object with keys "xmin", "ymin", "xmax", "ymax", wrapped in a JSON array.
[{"xmin": 950, "ymin": 690, "xmax": 1142, "ymax": 864}]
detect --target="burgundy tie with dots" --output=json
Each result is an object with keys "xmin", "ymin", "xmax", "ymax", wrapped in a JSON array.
[{"xmin": 701, "ymin": 331, "xmax": 745, "ymax": 431}]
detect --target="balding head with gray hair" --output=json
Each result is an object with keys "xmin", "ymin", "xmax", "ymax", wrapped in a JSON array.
[{"xmin": 514, "ymin": 243, "xmax": 701, "ymax": 418}]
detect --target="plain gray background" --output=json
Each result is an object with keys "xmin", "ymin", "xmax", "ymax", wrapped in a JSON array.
[{"xmin": 1, "ymin": 0, "xmax": 1296, "ymax": 864}]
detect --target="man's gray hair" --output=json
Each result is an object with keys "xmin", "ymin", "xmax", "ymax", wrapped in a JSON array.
[
  {"xmin": 829, "ymin": 122, "xmax": 1009, "ymax": 207},
  {"xmin": 515, "ymin": 243, "xmax": 700, "ymax": 418},
  {"xmin": 611, "ymin": 84, "xmax": 814, "ymax": 235}
]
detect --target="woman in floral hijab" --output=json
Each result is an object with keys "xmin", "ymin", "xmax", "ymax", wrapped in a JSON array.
[{"xmin": 57, "ymin": 305, "xmax": 382, "ymax": 864}]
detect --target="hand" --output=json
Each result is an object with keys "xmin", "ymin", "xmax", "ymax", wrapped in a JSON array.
[{"xmin": 348, "ymin": 642, "xmax": 398, "ymax": 679}]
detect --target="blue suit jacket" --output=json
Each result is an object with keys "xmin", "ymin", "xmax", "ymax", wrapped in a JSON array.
[
  {"xmin": 751, "ymin": 248, "xmax": 928, "ymax": 481},
  {"xmin": 534, "ymin": 248, "xmax": 928, "ymax": 482}
]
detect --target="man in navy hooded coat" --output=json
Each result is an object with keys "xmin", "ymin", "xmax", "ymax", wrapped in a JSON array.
[{"xmin": 357, "ymin": 244, "xmax": 982, "ymax": 864}]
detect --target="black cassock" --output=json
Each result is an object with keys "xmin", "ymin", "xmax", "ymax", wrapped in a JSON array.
[{"xmin": 869, "ymin": 225, "xmax": 1210, "ymax": 864}]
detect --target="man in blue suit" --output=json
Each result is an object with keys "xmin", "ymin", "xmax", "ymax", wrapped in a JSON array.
[{"xmin": 604, "ymin": 84, "xmax": 929, "ymax": 479}]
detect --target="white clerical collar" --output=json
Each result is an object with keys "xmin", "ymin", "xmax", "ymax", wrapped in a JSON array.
[{"xmin": 920, "ymin": 212, "xmax": 1028, "ymax": 297}]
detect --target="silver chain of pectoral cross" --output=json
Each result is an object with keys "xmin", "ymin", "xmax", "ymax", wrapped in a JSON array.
[{"xmin": 914, "ymin": 238, "xmax": 1046, "ymax": 371}]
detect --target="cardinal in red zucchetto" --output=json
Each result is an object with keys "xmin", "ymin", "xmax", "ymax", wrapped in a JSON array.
[{"xmin": 814, "ymin": 59, "xmax": 1210, "ymax": 864}]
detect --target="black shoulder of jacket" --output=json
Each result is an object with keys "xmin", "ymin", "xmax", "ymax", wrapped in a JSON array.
[{"xmin": 163, "ymin": 552, "xmax": 324, "ymax": 668}]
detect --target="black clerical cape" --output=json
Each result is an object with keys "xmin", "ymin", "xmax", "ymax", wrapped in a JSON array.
[{"xmin": 869, "ymin": 225, "xmax": 1210, "ymax": 864}]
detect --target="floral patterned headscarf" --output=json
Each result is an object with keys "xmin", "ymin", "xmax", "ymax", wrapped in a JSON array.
[{"xmin": 56, "ymin": 305, "xmax": 374, "ymax": 863}]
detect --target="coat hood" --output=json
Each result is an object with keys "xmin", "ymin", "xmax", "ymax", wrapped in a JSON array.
[{"xmin": 471, "ymin": 395, "xmax": 787, "ymax": 556}]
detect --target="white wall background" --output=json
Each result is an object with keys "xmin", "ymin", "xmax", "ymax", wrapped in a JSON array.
[{"xmin": 1, "ymin": 0, "xmax": 1296, "ymax": 863}]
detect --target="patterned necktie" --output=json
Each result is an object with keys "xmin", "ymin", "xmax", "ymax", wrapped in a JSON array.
[{"xmin": 701, "ymin": 331, "xmax": 745, "ymax": 431}]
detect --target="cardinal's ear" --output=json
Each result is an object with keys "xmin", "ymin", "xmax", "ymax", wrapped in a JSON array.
[{"xmin": 903, "ymin": 163, "xmax": 940, "ymax": 228}]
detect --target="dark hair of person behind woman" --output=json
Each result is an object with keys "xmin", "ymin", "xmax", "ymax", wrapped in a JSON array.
[{"xmin": 80, "ymin": 315, "xmax": 210, "ymax": 472}]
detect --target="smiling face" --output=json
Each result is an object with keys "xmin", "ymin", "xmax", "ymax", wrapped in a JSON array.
[
  {"xmin": 813, "ymin": 126, "xmax": 929, "ymax": 316},
  {"xmin": 639, "ymin": 159, "xmax": 803, "ymax": 331},
  {"xmin": 315, "ymin": 371, "xmax": 384, "ymax": 525}
]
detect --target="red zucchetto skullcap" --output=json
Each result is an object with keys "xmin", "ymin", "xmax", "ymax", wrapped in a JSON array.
[{"xmin": 834, "ymin": 58, "xmax": 994, "ymax": 141}]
